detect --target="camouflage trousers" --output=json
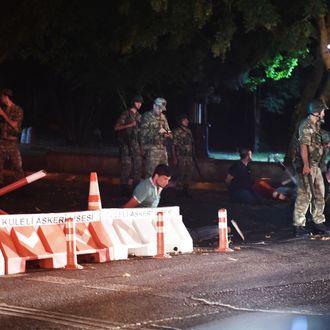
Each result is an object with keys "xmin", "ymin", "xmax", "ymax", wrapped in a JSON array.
[
  {"xmin": 144, "ymin": 145, "xmax": 168, "ymax": 178},
  {"xmin": 0, "ymin": 141, "xmax": 24, "ymax": 183},
  {"xmin": 293, "ymin": 166, "xmax": 325, "ymax": 226},
  {"xmin": 176, "ymin": 156, "xmax": 193, "ymax": 191},
  {"xmin": 119, "ymin": 141, "xmax": 142, "ymax": 185}
]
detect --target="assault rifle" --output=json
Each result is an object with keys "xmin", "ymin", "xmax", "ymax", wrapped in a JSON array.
[{"xmin": 272, "ymin": 154, "xmax": 297, "ymax": 186}]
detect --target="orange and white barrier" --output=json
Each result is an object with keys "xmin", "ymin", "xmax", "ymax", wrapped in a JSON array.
[
  {"xmin": 0, "ymin": 170, "xmax": 46, "ymax": 197},
  {"xmin": 101, "ymin": 207, "xmax": 193, "ymax": 257},
  {"xmin": 215, "ymin": 208, "xmax": 233, "ymax": 253},
  {"xmin": 0, "ymin": 170, "xmax": 193, "ymax": 275},
  {"xmin": 65, "ymin": 217, "xmax": 83, "ymax": 270},
  {"xmin": 0, "ymin": 248, "xmax": 4, "ymax": 275},
  {"xmin": 88, "ymin": 172, "xmax": 102, "ymax": 210},
  {"xmin": 89, "ymin": 221, "xmax": 128, "ymax": 261},
  {"xmin": 0, "ymin": 210, "xmax": 101, "ymax": 274}
]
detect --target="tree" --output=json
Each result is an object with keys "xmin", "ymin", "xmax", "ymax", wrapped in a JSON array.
[{"xmin": 0, "ymin": 0, "xmax": 328, "ymax": 149}]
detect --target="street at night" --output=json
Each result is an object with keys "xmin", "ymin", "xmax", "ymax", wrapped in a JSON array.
[
  {"xmin": 0, "ymin": 173, "xmax": 329, "ymax": 329},
  {"xmin": 1, "ymin": 1, "xmax": 330, "ymax": 329}
]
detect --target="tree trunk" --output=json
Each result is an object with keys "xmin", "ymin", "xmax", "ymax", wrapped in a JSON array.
[
  {"xmin": 253, "ymin": 88, "xmax": 261, "ymax": 152},
  {"xmin": 284, "ymin": 14, "xmax": 330, "ymax": 165}
]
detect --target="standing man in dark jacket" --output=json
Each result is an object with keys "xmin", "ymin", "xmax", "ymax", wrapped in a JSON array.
[
  {"xmin": 0, "ymin": 88, "xmax": 24, "ymax": 185},
  {"xmin": 114, "ymin": 95, "xmax": 143, "ymax": 194},
  {"xmin": 172, "ymin": 114, "xmax": 194, "ymax": 196}
]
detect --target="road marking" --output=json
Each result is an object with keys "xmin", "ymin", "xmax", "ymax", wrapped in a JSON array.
[
  {"xmin": 191, "ymin": 297, "xmax": 327, "ymax": 316},
  {"xmin": 84, "ymin": 283, "xmax": 149, "ymax": 292},
  {"xmin": 24, "ymin": 275, "xmax": 85, "ymax": 285},
  {"xmin": 0, "ymin": 303, "xmax": 123, "ymax": 329}
]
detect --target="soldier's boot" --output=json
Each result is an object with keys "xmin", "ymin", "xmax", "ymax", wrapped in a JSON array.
[
  {"xmin": 313, "ymin": 223, "xmax": 330, "ymax": 235},
  {"xmin": 294, "ymin": 226, "xmax": 310, "ymax": 238}
]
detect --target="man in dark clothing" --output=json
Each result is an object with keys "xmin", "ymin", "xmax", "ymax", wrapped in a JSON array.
[
  {"xmin": 225, "ymin": 149, "xmax": 259, "ymax": 204},
  {"xmin": 114, "ymin": 95, "xmax": 143, "ymax": 194},
  {"xmin": 0, "ymin": 88, "xmax": 24, "ymax": 184}
]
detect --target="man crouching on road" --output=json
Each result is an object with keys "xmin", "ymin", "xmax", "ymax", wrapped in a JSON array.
[{"xmin": 122, "ymin": 164, "xmax": 172, "ymax": 208}]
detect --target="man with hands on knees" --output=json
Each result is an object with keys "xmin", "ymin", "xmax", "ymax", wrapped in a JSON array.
[{"xmin": 122, "ymin": 164, "xmax": 172, "ymax": 208}]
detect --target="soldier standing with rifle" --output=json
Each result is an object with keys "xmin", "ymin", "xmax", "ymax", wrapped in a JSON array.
[
  {"xmin": 292, "ymin": 99, "xmax": 330, "ymax": 237},
  {"xmin": 172, "ymin": 114, "xmax": 195, "ymax": 197},
  {"xmin": 0, "ymin": 88, "xmax": 24, "ymax": 185},
  {"xmin": 114, "ymin": 95, "xmax": 143, "ymax": 195},
  {"xmin": 140, "ymin": 97, "xmax": 172, "ymax": 178}
]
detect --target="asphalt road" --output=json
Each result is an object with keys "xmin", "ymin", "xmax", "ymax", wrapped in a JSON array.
[{"xmin": 0, "ymin": 174, "xmax": 330, "ymax": 329}]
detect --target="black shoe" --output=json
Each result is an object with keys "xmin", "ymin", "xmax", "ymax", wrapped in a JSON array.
[
  {"xmin": 313, "ymin": 223, "xmax": 330, "ymax": 235},
  {"xmin": 295, "ymin": 226, "xmax": 310, "ymax": 238}
]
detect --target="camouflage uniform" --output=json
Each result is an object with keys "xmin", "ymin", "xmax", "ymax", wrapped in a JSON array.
[
  {"xmin": 140, "ymin": 110, "xmax": 171, "ymax": 177},
  {"xmin": 173, "ymin": 126, "xmax": 194, "ymax": 191},
  {"xmin": 115, "ymin": 109, "xmax": 142, "ymax": 185},
  {"xmin": 293, "ymin": 117, "xmax": 325, "ymax": 226},
  {"xmin": 0, "ymin": 103, "xmax": 24, "ymax": 183}
]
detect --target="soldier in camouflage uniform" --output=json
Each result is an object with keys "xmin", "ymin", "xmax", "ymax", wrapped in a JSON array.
[
  {"xmin": 292, "ymin": 99, "xmax": 330, "ymax": 237},
  {"xmin": 140, "ymin": 97, "xmax": 172, "ymax": 177},
  {"xmin": 114, "ymin": 95, "xmax": 143, "ymax": 194},
  {"xmin": 172, "ymin": 114, "xmax": 194, "ymax": 196},
  {"xmin": 0, "ymin": 89, "xmax": 24, "ymax": 184}
]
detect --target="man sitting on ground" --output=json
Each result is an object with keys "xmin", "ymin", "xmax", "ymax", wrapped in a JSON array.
[
  {"xmin": 225, "ymin": 148, "xmax": 259, "ymax": 204},
  {"xmin": 122, "ymin": 164, "xmax": 172, "ymax": 208}
]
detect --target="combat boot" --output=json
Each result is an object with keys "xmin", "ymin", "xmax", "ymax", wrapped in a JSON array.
[
  {"xmin": 295, "ymin": 226, "xmax": 310, "ymax": 238},
  {"xmin": 313, "ymin": 223, "xmax": 330, "ymax": 235}
]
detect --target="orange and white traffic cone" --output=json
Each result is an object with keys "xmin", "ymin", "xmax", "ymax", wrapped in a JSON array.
[
  {"xmin": 88, "ymin": 172, "xmax": 102, "ymax": 210},
  {"xmin": 64, "ymin": 218, "xmax": 83, "ymax": 270},
  {"xmin": 215, "ymin": 208, "xmax": 233, "ymax": 253},
  {"xmin": 154, "ymin": 212, "xmax": 171, "ymax": 259}
]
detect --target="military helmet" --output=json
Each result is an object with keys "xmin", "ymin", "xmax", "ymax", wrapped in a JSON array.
[
  {"xmin": 307, "ymin": 100, "xmax": 329, "ymax": 114},
  {"xmin": 0, "ymin": 88, "xmax": 13, "ymax": 98},
  {"xmin": 132, "ymin": 95, "xmax": 144, "ymax": 104},
  {"xmin": 177, "ymin": 113, "xmax": 189, "ymax": 124},
  {"xmin": 154, "ymin": 97, "xmax": 167, "ymax": 111}
]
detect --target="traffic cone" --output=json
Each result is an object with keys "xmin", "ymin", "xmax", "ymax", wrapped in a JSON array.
[
  {"xmin": 64, "ymin": 218, "xmax": 83, "ymax": 270},
  {"xmin": 88, "ymin": 172, "xmax": 102, "ymax": 210},
  {"xmin": 215, "ymin": 208, "xmax": 233, "ymax": 253},
  {"xmin": 154, "ymin": 212, "xmax": 171, "ymax": 259}
]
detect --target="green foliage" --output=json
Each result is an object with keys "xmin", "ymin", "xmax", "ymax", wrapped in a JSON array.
[
  {"xmin": 261, "ymin": 75, "xmax": 301, "ymax": 113},
  {"xmin": 0, "ymin": 0, "xmax": 328, "ymax": 144},
  {"xmin": 245, "ymin": 77, "xmax": 266, "ymax": 92},
  {"xmin": 235, "ymin": 0, "xmax": 280, "ymax": 32},
  {"xmin": 265, "ymin": 54, "xmax": 299, "ymax": 80}
]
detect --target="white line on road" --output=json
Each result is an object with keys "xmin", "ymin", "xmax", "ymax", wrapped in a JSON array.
[
  {"xmin": 0, "ymin": 303, "xmax": 123, "ymax": 329},
  {"xmin": 83, "ymin": 284, "xmax": 150, "ymax": 292},
  {"xmin": 191, "ymin": 297, "xmax": 327, "ymax": 316}
]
